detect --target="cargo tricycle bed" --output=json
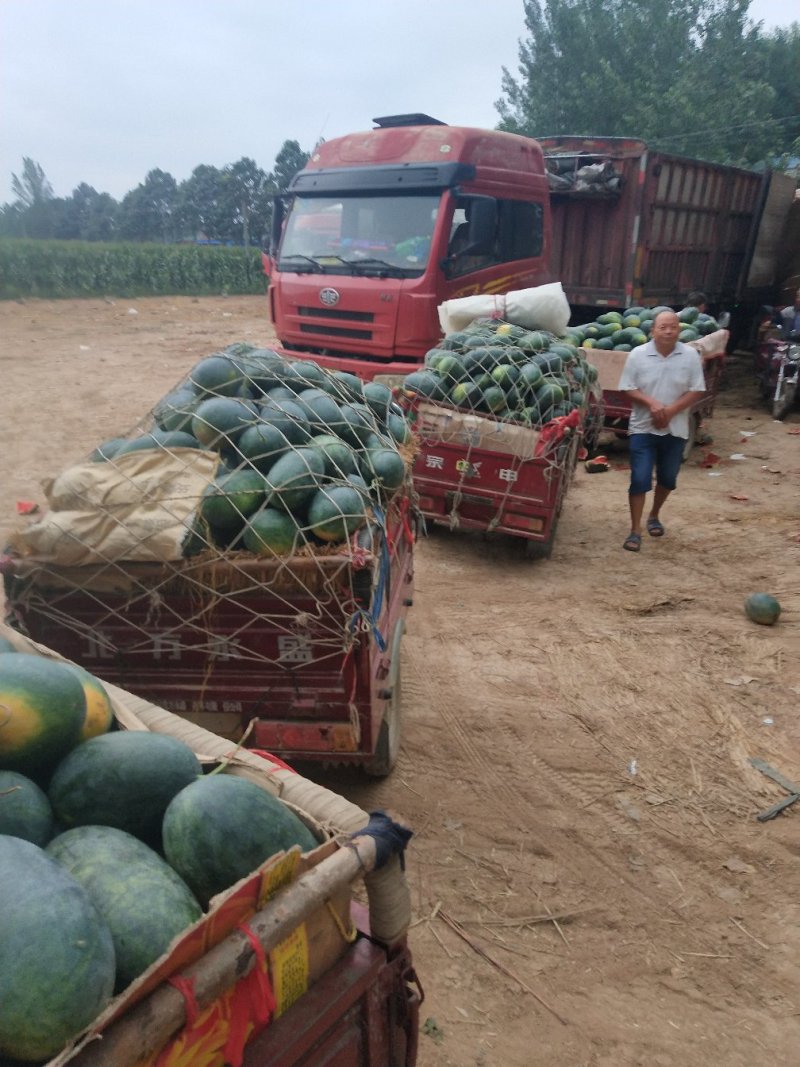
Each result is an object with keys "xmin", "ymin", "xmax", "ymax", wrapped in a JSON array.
[
  {"xmin": 404, "ymin": 397, "xmax": 585, "ymax": 559},
  {"xmin": 2, "ymin": 501, "xmax": 415, "ymax": 777}
]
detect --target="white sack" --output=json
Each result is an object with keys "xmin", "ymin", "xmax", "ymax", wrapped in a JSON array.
[{"xmin": 437, "ymin": 282, "xmax": 571, "ymax": 337}]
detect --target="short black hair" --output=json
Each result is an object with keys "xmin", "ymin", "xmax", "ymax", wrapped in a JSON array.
[{"xmin": 687, "ymin": 290, "xmax": 707, "ymax": 307}]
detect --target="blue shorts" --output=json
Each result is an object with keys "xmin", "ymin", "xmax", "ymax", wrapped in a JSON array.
[{"xmin": 628, "ymin": 433, "xmax": 685, "ymax": 495}]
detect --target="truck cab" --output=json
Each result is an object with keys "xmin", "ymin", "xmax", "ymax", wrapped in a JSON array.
[{"xmin": 266, "ymin": 114, "xmax": 551, "ymax": 381}]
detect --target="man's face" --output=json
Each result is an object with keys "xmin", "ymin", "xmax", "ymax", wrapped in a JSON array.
[{"xmin": 652, "ymin": 312, "xmax": 681, "ymax": 346}]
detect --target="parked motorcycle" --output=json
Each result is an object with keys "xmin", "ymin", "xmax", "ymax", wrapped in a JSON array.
[{"xmin": 756, "ymin": 331, "xmax": 800, "ymax": 420}]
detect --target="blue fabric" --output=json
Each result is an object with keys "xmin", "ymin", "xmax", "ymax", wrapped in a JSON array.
[
  {"xmin": 629, "ymin": 433, "xmax": 685, "ymax": 495},
  {"xmin": 354, "ymin": 810, "xmax": 414, "ymax": 870}
]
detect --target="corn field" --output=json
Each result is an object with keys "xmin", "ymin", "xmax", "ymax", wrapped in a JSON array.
[{"xmin": 0, "ymin": 239, "xmax": 268, "ymax": 299}]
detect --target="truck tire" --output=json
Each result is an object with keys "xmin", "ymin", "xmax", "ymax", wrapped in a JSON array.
[
  {"xmin": 524, "ymin": 516, "xmax": 558, "ymax": 560},
  {"xmin": 772, "ymin": 378, "xmax": 797, "ymax": 421},
  {"xmin": 681, "ymin": 414, "xmax": 700, "ymax": 463},
  {"xmin": 363, "ymin": 622, "xmax": 404, "ymax": 778}
]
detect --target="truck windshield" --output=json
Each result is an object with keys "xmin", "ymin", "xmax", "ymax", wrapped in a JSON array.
[{"xmin": 278, "ymin": 194, "xmax": 440, "ymax": 276}]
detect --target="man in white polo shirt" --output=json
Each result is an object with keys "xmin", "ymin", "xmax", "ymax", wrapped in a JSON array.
[{"xmin": 618, "ymin": 310, "xmax": 706, "ymax": 552}]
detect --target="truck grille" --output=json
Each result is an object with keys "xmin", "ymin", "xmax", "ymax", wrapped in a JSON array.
[
  {"xmin": 300, "ymin": 323, "xmax": 373, "ymax": 340},
  {"xmin": 298, "ymin": 307, "xmax": 375, "ymax": 322}
]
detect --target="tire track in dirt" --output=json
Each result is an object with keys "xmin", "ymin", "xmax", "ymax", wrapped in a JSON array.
[{"xmin": 402, "ymin": 581, "xmax": 795, "ymax": 955}]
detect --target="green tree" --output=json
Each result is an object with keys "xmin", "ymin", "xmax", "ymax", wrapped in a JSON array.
[
  {"xmin": 272, "ymin": 140, "xmax": 311, "ymax": 192},
  {"xmin": 117, "ymin": 169, "xmax": 178, "ymax": 242},
  {"xmin": 176, "ymin": 164, "xmax": 227, "ymax": 241},
  {"xmin": 497, "ymin": 0, "xmax": 782, "ymax": 165},
  {"xmin": 756, "ymin": 23, "xmax": 800, "ymax": 153},
  {"xmin": 9, "ymin": 158, "xmax": 55, "ymax": 237},
  {"xmin": 222, "ymin": 157, "xmax": 272, "ymax": 247},
  {"xmin": 11, "ymin": 158, "xmax": 53, "ymax": 208},
  {"xmin": 55, "ymin": 184, "xmax": 118, "ymax": 241}
]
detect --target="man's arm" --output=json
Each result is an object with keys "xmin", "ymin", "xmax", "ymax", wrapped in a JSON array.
[
  {"xmin": 661, "ymin": 390, "xmax": 706, "ymax": 425},
  {"xmin": 624, "ymin": 387, "xmax": 662, "ymax": 411}
]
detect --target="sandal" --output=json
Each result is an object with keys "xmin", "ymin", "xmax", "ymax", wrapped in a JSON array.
[
  {"xmin": 646, "ymin": 517, "xmax": 665, "ymax": 538},
  {"xmin": 623, "ymin": 532, "xmax": 642, "ymax": 552}
]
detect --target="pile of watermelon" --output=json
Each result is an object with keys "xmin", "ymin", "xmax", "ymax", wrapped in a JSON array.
[
  {"xmin": 575, "ymin": 305, "xmax": 721, "ymax": 353},
  {"xmin": 400, "ymin": 318, "xmax": 599, "ymax": 428},
  {"xmin": 0, "ymin": 648, "xmax": 317, "ymax": 1062},
  {"xmin": 89, "ymin": 343, "xmax": 413, "ymax": 559}
]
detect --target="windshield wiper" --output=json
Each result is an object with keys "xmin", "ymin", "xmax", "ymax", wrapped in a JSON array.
[
  {"xmin": 340, "ymin": 257, "xmax": 406, "ymax": 277},
  {"xmin": 278, "ymin": 254, "xmax": 322, "ymax": 273}
]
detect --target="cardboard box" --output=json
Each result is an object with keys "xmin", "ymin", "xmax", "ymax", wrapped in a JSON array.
[{"xmin": 415, "ymin": 401, "xmax": 541, "ymax": 461}]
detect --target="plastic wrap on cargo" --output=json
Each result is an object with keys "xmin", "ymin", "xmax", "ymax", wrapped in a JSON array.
[{"xmin": 437, "ymin": 281, "xmax": 571, "ymax": 337}]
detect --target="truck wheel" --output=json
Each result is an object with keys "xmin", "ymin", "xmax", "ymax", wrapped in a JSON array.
[
  {"xmin": 681, "ymin": 414, "xmax": 700, "ymax": 463},
  {"xmin": 524, "ymin": 518, "xmax": 558, "ymax": 560},
  {"xmin": 363, "ymin": 667, "xmax": 402, "ymax": 777},
  {"xmin": 364, "ymin": 622, "xmax": 404, "ymax": 778},
  {"xmin": 772, "ymin": 379, "xmax": 797, "ymax": 421}
]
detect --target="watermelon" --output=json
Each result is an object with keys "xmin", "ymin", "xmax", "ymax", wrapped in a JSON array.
[
  {"xmin": 386, "ymin": 412, "xmax": 411, "ymax": 445},
  {"xmin": 288, "ymin": 360, "xmax": 328, "ymax": 390},
  {"xmin": 402, "ymin": 370, "xmax": 446, "ymax": 400},
  {"xmin": 307, "ymin": 485, "xmax": 368, "ymax": 543},
  {"xmin": 200, "ymin": 469, "xmax": 268, "ymax": 536},
  {"xmin": 109, "ymin": 430, "xmax": 201, "ymax": 456},
  {"xmin": 258, "ymin": 399, "xmax": 311, "ymax": 446},
  {"xmin": 0, "ymin": 653, "xmax": 87, "ymax": 781},
  {"xmin": 311, "ymin": 434, "xmax": 358, "ymax": 478},
  {"xmin": 362, "ymin": 381, "xmax": 393, "ymax": 418},
  {"xmin": 0, "ymin": 835, "xmax": 116, "ymax": 1062},
  {"xmin": 328, "ymin": 370, "xmax": 364, "ymax": 401},
  {"xmin": 162, "ymin": 774, "xmax": 318, "ymax": 906},
  {"xmin": 300, "ymin": 391, "xmax": 346, "ymax": 436},
  {"xmin": 64, "ymin": 662, "xmax": 115, "ymax": 741},
  {"xmin": 237, "ymin": 421, "xmax": 291, "ymax": 473},
  {"xmin": 191, "ymin": 396, "xmax": 258, "ymax": 448},
  {"xmin": 744, "ymin": 593, "xmax": 781, "ymax": 626},
  {"xmin": 153, "ymin": 386, "xmax": 199, "ymax": 433},
  {"xmin": 360, "ymin": 448, "xmax": 407, "ymax": 495},
  {"xmin": 89, "ymin": 436, "xmax": 130, "ymax": 462},
  {"xmin": 190, "ymin": 354, "xmax": 244, "ymax": 397},
  {"xmin": 48, "ymin": 731, "xmax": 202, "ymax": 844},
  {"xmin": 47, "ymin": 826, "xmax": 202, "ymax": 991},
  {"xmin": 0, "ymin": 770, "xmax": 54, "ymax": 845},
  {"xmin": 243, "ymin": 507, "xmax": 302, "ymax": 556},
  {"xmin": 265, "ymin": 446, "xmax": 326, "ymax": 512}
]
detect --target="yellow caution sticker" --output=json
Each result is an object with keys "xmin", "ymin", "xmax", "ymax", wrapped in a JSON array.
[
  {"xmin": 258, "ymin": 849, "xmax": 300, "ymax": 907},
  {"xmin": 270, "ymin": 924, "xmax": 309, "ymax": 1017}
]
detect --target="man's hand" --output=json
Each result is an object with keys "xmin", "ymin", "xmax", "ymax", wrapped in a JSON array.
[{"xmin": 649, "ymin": 400, "xmax": 668, "ymax": 429}]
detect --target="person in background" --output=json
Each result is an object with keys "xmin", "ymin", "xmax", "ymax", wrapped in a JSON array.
[
  {"xmin": 780, "ymin": 289, "xmax": 800, "ymax": 338},
  {"xmin": 618, "ymin": 310, "xmax": 706, "ymax": 553},
  {"xmin": 686, "ymin": 290, "xmax": 708, "ymax": 314}
]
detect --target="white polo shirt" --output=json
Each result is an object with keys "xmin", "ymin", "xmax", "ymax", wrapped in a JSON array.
[{"xmin": 618, "ymin": 340, "xmax": 706, "ymax": 439}]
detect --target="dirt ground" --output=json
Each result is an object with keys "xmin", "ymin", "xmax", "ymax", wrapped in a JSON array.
[{"xmin": 1, "ymin": 296, "xmax": 799, "ymax": 1067}]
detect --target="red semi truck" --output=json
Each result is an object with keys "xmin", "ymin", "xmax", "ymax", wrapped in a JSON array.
[
  {"xmin": 265, "ymin": 118, "xmax": 794, "ymax": 376},
  {"xmin": 266, "ymin": 113, "xmax": 552, "ymax": 380}
]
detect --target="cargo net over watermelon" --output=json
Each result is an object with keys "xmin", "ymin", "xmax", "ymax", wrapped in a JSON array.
[
  {"xmin": 403, "ymin": 318, "xmax": 600, "ymax": 429},
  {"xmin": 398, "ymin": 318, "xmax": 602, "ymax": 537},
  {"xmin": 3, "ymin": 345, "xmax": 417, "ymax": 707}
]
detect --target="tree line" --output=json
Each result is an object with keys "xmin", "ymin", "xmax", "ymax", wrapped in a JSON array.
[
  {"xmin": 4, "ymin": 0, "xmax": 798, "ymax": 250},
  {"xmin": 0, "ymin": 140, "xmax": 310, "ymax": 247},
  {"xmin": 497, "ymin": 0, "xmax": 800, "ymax": 167}
]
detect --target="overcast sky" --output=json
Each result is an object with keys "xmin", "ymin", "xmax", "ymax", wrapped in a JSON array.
[{"xmin": 0, "ymin": 0, "xmax": 794, "ymax": 205}]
